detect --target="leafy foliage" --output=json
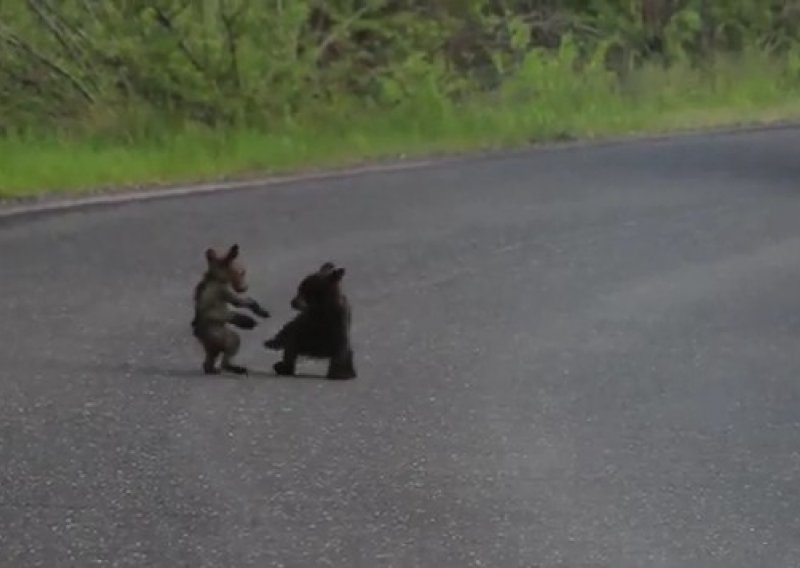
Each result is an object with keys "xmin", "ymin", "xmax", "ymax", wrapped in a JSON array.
[{"xmin": 0, "ymin": 0, "xmax": 799, "ymax": 136}]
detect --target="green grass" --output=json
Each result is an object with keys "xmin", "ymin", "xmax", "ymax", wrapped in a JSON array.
[{"xmin": 3, "ymin": 51, "xmax": 800, "ymax": 198}]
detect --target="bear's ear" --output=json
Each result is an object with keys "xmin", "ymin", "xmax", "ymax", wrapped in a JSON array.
[
  {"xmin": 224, "ymin": 244, "xmax": 240, "ymax": 263},
  {"xmin": 206, "ymin": 248, "xmax": 219, "ymax": 263},
  {"xmin": 329, "ymin": 267, "xmax": 345, "ymax": 282},
  {"xmin": 319, "ymin": 262, "xmax": 336, "ymax": 273}
]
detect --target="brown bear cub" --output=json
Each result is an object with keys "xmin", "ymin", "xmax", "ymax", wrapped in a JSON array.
[
  {"xmin": 191, "ymin": 244, "xmax": 270, "ymax": 375},
  {"xmin": 263, "ymin": 262, "xmax": 356, "ymax": 380}
]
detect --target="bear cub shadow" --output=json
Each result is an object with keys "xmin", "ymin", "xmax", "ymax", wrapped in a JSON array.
[{"xmin": 264, "ymin": 262, "xmax": 356, "ymax": 380}]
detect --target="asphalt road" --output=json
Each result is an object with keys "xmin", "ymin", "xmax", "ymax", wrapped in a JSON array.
[{"xmin": 2, "ymin": 127, "xmax": 800, "ymax": 568}]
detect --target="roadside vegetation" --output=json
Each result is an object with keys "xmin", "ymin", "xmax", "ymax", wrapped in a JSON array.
[{"xmin": 2, "ymin": 0, "xmax": 800, "ymax": 196}]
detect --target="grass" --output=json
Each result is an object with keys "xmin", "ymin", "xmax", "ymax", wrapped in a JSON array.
[{"xmin": 2, "ymin": 50, "xmax": 800, "ymax": 198}]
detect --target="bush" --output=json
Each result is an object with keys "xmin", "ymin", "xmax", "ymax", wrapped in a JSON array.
[{"xmin": 2, "ymin": 1, "xmax": 800, "ymax": 195}]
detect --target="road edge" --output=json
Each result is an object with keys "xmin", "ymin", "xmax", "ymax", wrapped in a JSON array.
[{"xmin": 2, "ymin": 119, "xmax": 799, "ymax": 221}]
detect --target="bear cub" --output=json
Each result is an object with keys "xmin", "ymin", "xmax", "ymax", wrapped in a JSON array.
[
  {"xmin": 264, "ymin": 262, "xmax": 356, "ymax": 380},
  {"xmin": 191, "ymin": 244, "xmax": 270, "ymax": 375}
]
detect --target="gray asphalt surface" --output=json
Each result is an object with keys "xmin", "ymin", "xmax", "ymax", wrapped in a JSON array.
[{"xmin": 2, "ymin": 127, "xmax": 800, "ymax": 568}]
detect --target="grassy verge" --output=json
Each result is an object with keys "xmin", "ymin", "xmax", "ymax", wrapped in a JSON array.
[{"xmin": 2, "ymin": 51, "xmax": 800, "ymax": 199}]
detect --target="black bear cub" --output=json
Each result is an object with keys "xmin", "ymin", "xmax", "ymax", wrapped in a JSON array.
[{"xmin": 264, "ymin": 262, "xmax": 356, "ymax": 380}]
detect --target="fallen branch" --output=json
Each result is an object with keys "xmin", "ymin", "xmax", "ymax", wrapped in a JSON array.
[
  {"xmin": 220, "ymin": 0, "xmax": 247, "ymax": 89},
  {"xmin": 0, "ymin": 24, "xmax": 95, "ymax": 103},
  {"xmin": 25, "ymin": 0, "xmax": 97, "ymax": 83},
  {"xmin": 313, "ymin": 4, "xmax": 376, "ymax": 65},
  {"xmin": 152, "ymin": 5, "xmax": 205, "ymax": 74}
]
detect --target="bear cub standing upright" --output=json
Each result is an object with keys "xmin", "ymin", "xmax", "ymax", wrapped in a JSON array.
[
  {"xmin": 191, "ymin": 244, "xmax": 270, "ymax": 375},
  {"xmin": 264, "ymin": 262, "xmax": 356, "ymax": 380}
]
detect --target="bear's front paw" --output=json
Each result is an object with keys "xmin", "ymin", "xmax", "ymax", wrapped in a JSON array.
[
  {"xmin": 263, "ymin": 337, "xmax": 281, "ymax": 350},
  {"xmin": 231, "ymin": 313, "xmax": 257, "ymax": 329},
  {"xmin": 273, "ymin": 361, "xmax": 295, "ymax": 376}
]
